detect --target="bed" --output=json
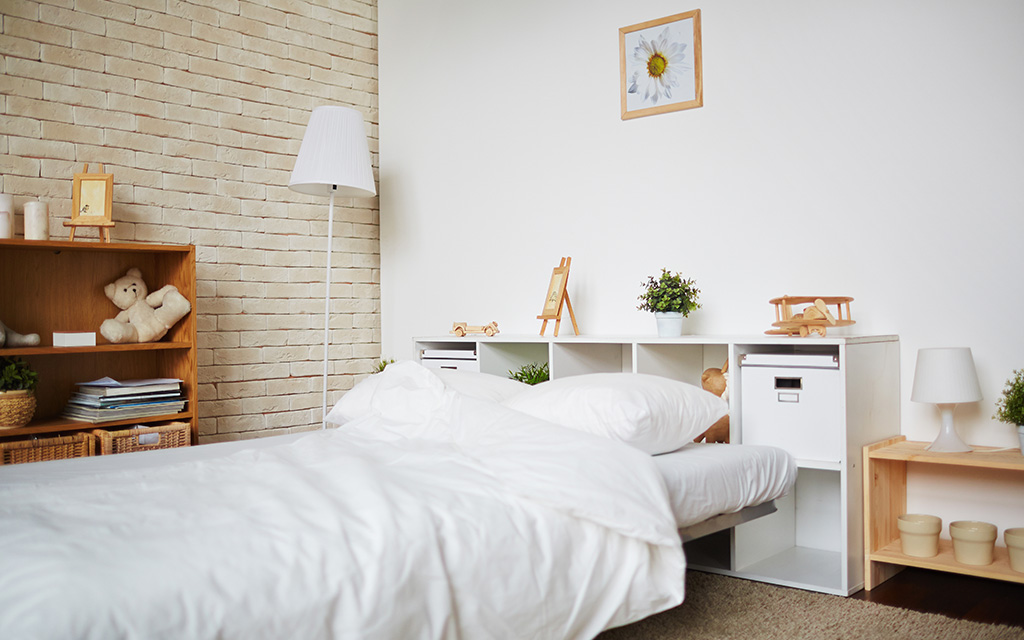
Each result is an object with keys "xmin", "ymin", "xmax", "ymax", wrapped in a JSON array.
[{"xmin": 0, "ymin": 362, "xmax": 794, "ymax": 640}]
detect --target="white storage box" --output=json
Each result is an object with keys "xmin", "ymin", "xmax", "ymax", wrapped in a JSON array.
[
  {"xmin": 53, "ymin": 332, "xmax": 97, "ymax": 347},
  {"xmin": 420, "ymin": 349, "xmax": 480, "ymax": 372},
  {"xmin": 739, "ymin": 353, "xmax": 843, "ymax": 463}
]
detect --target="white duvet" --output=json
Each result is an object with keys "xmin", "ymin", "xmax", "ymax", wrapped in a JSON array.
[{"xmin": 0, "ymin": 363, "xmax": 684, "ymax": 640}]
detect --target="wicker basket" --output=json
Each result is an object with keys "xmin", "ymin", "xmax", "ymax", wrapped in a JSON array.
[
  {"xmin": 0, "ymin": 390, "xmax": 36, "ymax": 428},
  {"xmin": 93, "ymin": 422, "xmax": 191, "ymax": 455},
  {"xmin": 0, "ymin": 432, "xmax": 95, "ymax": 465}
]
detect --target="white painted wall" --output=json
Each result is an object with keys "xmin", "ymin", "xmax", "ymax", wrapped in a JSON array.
[{"xmin": 379, "ymin": 0, "xmax": 1024, "ymax": 463}]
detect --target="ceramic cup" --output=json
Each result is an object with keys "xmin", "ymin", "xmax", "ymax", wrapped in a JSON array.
[
  {"xmin": 949, "ymin": 520, "xmax": 997, "ymax": 566},
  {"xmin": 1004, "ymin": 528, "xmax": 1024, "ymax": 573},
  {"xmin": 897, "ymin": 514, "xmax": 942, "ymax": 558}
]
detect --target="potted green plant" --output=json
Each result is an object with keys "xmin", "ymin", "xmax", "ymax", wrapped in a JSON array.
[
  {"xmin": 637, "ymin": 268, "xmax": 701, "ymax": 337},
  {"xmin": 508, "ymin": 362, "xmax": 549, "ymax": 385},
  {"xmin": 994, "ymin": 369, "xmax": 1024, "ymax": 452},
  {"xmin": 0, "ymin": 356, "xmax": 39, "ymax": 427}
]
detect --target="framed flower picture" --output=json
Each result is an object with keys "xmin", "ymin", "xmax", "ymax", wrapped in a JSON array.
[{"xmin": 619, "ymin": 9, "xmax": 703, "ymax": 120}]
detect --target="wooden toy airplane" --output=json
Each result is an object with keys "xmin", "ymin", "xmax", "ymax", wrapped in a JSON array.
[
  {"xmin": 450, "ymin": 321, "xmax": 499, "ymax": 337},
  {"xmin": 765, "ymin": 296, "xmax": 855, "ymax": 337}
]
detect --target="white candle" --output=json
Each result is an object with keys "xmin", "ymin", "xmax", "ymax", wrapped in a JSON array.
[
  {"xmin": 24, "ymin": 201, "xmax": 49, "ymax": 241},
  {"xmin": 0, "ymin": 194, "xmax": 13, "ymax": 239}
]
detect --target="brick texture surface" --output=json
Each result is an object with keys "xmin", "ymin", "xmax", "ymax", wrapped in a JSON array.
[{"xmin": 0, "ymin": 0, "xmax": 380, "ymax": 442}]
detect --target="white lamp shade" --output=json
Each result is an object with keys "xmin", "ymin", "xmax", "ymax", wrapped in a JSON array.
[
  {"xmin": 911, "ymin": 347, "xmax": 983, "ymax": 404},
  {"xmin": 289, "ymin": 106, "xmax": 376, "ymax": 198}
]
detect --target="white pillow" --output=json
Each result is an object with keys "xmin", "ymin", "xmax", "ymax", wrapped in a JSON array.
[
  {"xmin": 325, "ymin": 361, "xmax": 447, "ymax": 425},
  {"xmin": 503, "ymin": 373, "xmax": 728, "ymax": 455},
  {"xmin": 431, "ymin": 368, "xmax": 529, "ymax": 403}
]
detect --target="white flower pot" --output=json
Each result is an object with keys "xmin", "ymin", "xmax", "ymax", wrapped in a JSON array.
[
  {"xmin": 1018, "ymin": 425, "xmax": 1024, "ymax": 454},
  {"xmin": 654, "ymin": 312, "xmax": 684, "ymax": 337},
  {"xmin": 949, "ymin": 520, "xmax": 997, "ymax": 566},
  {"xmin": 1005, "ymin": 528, "xmax": 1024, "ymax": 573},
  {"xmin": 897, "ymin": 513, "xmax": 941, "ymax": 558}
]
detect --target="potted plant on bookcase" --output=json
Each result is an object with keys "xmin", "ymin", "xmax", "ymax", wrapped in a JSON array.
[
  {"xmin": 994, "ymin": 368, "xmax": 1024, "ymax": 453},
  {"xmin": 637, "ymin": 268, "xmax": 701, "ymax": 337},
  {"xmin": 0, "ymin": 356, "xmax": 39, "ymax": 428}
]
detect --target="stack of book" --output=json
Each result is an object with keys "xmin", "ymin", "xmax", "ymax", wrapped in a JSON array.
[{"xmin": 64, "ymin": 377, "xmax": 186, "ymax": 423}]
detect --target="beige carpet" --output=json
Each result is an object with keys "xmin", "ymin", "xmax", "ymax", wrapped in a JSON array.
[{"xmin": 598, "ymin": 571, "xmax": 1023, "ymax": 640}]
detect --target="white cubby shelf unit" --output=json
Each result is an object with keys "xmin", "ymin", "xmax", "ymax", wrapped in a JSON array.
[{"xmin": 415, "ymin": 334, "xmax": 900, "ymax": 595}]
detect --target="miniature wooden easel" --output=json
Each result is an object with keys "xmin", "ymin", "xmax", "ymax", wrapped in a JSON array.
[
  {"xmin": 537, "ymin": 256, "xmax": 580, "ymax": 337},
  {"xmin": 65, "ymin": 163, "xmax": 115, "ymax": 242}
]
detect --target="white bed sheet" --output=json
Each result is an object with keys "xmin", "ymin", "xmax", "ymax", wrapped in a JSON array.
[
  {"xmin": 0, "ymin": 363, "xmax": 684, "ymax": 640},
  {"xmin": 653, "ymin": 442, "xmax": 797, "ymax": 529}
]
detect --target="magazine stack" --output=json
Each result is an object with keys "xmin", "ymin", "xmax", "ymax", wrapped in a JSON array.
[{"xmin": 63, "ymin": 377, "xmax": 186, "ymax": 423}]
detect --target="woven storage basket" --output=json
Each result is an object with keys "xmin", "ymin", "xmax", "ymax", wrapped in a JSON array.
[
  {"xmin": 0, "ymin": 390, "xmax": 36, "ymax": 428},
  {"xmin": 0, "ymin": 432, "xmax": 95, "ymax": 465},
  {"xmin": 94, "ymin": 422, "xmax": 191, "ymax": 455}
]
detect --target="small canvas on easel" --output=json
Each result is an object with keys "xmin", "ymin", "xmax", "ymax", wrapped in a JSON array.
[
  {"xmin": 537, "ymin": 257, "xmax": 580, "ymax": 337},
  {"xmin": 66, "ymin": 163, "xmax": 115, "ymax": 242}
]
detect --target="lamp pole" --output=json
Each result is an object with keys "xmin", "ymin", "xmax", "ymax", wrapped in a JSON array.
[{"xmin": 322, "ymin": 186, "xmax": 336, "ymax": 429}]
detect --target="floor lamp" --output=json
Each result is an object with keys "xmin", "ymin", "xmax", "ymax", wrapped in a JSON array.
[{"xmin": 288, "ymin": 106, "xmax": 377, "ymax": 428}]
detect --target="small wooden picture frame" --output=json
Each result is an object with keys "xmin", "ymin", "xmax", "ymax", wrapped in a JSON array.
[
  {"xmin": 66, "ymin": 163, "xmax": 114, "ymax": 242},
  {"xmin": 541, "ymin": 265, "xmax": 569, "ymax": 317},
  {"xmin": 537, "ymin": 257, "xmax": 580, "ymax": 337}
]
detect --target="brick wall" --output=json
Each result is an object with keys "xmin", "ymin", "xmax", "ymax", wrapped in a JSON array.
[{"xmin": 0, "ymin": 0, "xmax": 380, "ymax": 442}]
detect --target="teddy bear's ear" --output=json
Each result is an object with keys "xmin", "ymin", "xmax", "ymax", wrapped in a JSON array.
[
  {"xmin": 104, "ymin": 282, "xmax": 116, "ymax": 301},
  {"xmin": 127, "ymin": 267, "xmax": 142, "ymax": 278}
]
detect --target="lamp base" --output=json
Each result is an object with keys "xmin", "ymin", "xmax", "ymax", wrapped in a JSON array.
[{"xmin": 926, "ymin": 403, "xmax": 972, "ymax": 453}]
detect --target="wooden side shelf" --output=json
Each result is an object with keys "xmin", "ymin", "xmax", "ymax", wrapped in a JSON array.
[{"xmin": 863, "ymin": 436, "xmax": 1024, "ymax": 590}]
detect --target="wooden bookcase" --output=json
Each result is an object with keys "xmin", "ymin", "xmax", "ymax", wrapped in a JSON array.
[
  {"xmin": 863, "ymin": 436, "xmax": 1024, "ymax": 589},
  {"xmin": 0, "ymin": 239, "xmax": 197, "ymax": 444}
]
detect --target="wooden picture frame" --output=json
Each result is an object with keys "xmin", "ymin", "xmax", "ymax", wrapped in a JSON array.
[
  {"xmin": 541, "ymin": 265, "xmax": 569, "ymax": 317},
  {"xmin": 537, "ymin": 257, "xmax": 579, "ymax": 337},
  {"xmin": 619, "ymin": 9, "xmax": 703, "ymax": 120},
  {"xmin": 66, "ymin": 163, "xmax": 115, "ymax": 242}
]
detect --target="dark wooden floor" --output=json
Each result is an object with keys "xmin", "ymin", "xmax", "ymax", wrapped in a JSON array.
[{"xmin": 850, "ymin": 567, "xmax": 1024, "ymax": 629}]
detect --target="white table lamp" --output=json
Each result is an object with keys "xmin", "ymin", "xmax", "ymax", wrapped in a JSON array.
[
  {"xmin": 911, "ymin": 347, "xmax": 982, "ymax": 452},
  {"xmin": 289, "ymin": 106, "xmax": 376, "ymax": 427}
]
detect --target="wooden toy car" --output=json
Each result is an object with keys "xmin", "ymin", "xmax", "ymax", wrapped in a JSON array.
[
  {"xmin": 450, "ymin": 321, "xmax": 500, "ymax": 337},
  {"xmin": 765, "ymin": 296, "xmax": 855, "ymax": 337}
]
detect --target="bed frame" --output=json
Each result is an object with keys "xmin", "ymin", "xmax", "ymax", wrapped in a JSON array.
[{"xmin": 678, "ymin": 500, "xmax": 778, "ymax": 543}]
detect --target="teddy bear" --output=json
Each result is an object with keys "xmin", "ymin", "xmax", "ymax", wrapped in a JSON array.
[
  {"xmin": 694, "ymin": 359, "xmax": 730, "ymax": 444},
  {"xmin": 0, "ymin": 320, "xmax": 40, "ymax": 348},
  {"xmin": 100, "ymin": 268, "xmax": 191, "ymax": 344}
]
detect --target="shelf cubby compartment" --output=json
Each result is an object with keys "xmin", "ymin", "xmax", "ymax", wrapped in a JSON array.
[
  {"xmin": 634, "ymin": 342, "xmax": 727, "ymax": 387},
  {"xmin": 687, "ymin": 466, "xmax": 851, "ymax": 595},
  {"xmin": 480, "ymin": 342, "xmax": 549, "ymax": 377},
  {"xmin": 550, "ymin": 341, "xmax": 629, "ymax": 377}
]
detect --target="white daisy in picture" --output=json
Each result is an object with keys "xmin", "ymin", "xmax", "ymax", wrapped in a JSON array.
[{"xmin": 628, "ymin": 26, "xmax": 689, "ymax": 105}]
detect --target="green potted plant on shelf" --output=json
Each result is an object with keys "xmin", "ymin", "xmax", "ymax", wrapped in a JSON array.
[
  {"xmin": 0, "ymin": 356, "xmax": 39, "ymax": 428},
  {"xmin": 637, "ymin": 268, "xmax": 701, "ymax": 337},
  {"xmin": 994, "ymin": 369, "xmax": 1024, "ymax": 452},
  {"xmin": 374, "ymin": 358, "xmax": 396, "ymax": 373},
  {"xmin": 509, "ymin": 362, "xmax": 549, "ymax": 385}
]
